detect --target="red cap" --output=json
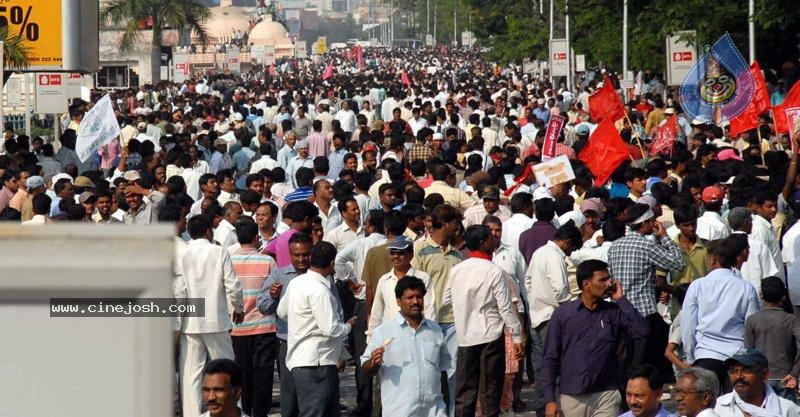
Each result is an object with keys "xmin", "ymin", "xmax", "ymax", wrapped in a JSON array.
[{"xmin": 701, "ymin": 186, "xmax": 724, "ymax": 204}]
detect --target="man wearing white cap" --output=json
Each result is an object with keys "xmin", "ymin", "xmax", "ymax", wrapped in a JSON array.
[
  {"xmin": 210, "ymin": 138, "xmax": 232, "ymax": 175},
  {"xmin": 608, "ymin": 203, "xmax": 685, "ymax": 374},
  {"xmin": 286, "ymin": 140, "xmax": 313, "ymax": 189},
  {"xmin": 533, "ymin": 98, "xmax": 550, "ymax": 123}
]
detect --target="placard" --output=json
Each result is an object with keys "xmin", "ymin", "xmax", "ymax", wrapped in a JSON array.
[
  {"xmin": 226, "ymin": 48, "xmax": 241, "ymax": 73},
  {"xmin": 541, "ymin": 114, "xmax": 565, "ymax": 160},
  {"xmin": 533, "ymin": 155, "xmax": 575, "ymax": 188},
  {"xmin": 786, "ymin": 107, "xmax": 800, "ymax": 154}
]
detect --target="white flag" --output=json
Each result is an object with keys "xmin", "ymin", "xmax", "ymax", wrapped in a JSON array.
[{"xmin": 75, "ymin": 94, "xmax": 120, "ymax": 163}]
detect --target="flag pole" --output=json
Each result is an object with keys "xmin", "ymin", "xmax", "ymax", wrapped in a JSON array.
[{"xmin": 624, "ymin": 111, "xmax": 647, "ymax": 160}]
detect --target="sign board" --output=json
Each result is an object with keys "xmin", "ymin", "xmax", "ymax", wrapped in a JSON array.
[
  {"xmin": 226, "ymin": 48, "xmax": 241, "ymax": 73},
  {"xmin": 575, "ymin": 54, "xmax": 585, "ymax": 73},
  {"xmin": 5, "ymin": 78, "xmax": 22, "ymax": 107},
  {"xmin": 533, "ymin": 155, "xmax": 575, "ymax": 188},
  {"xmin": 250, "ymin": 45, "xmax": 265, "ymax": 64},
  {"xmin": 461, "ymin": 31, "xmax": 475, "ymax": 47},
  {"xmin": 666, "ymin": 30, "xmax": 697, "ymax": 86},
  {"xmin": 66, "ymin": 73, "xmax": 83, "ymax": 98},
  {"xmin": 549, "ymin": 39, "xmax": 569, "ymax": 77},
  {"xmin": 284, "ymin": 9, "xmax": 300, "ymax": 20},
  {"xmin": 264, "ymin": 45, "xmax": 276, "ymax": 65},
  {"xmin": 4, "ymin": 0, "xmax": 62, "ymax": 69},
  {"xmin": 316, "ymin": 36, "xmax": 327, "ymax": 54},
  {"xmin": 173, "ymin": 52, "xmax": 189, "ymax": 83},
  {"xmin": 6, "ymin": 0, "xmax": 98, "ymax": 72},
  {"xmin": 35, "ymin": 73, "xmax": 67, "ymax": 114},
  {"xmin": 295, "ymin": 41, "xmax": 307, "ymax": 59}
]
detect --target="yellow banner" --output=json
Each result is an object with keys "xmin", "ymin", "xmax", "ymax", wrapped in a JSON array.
[{"xmin": 1, "ymin": 0, "xmax": 63, "ymax": 68}]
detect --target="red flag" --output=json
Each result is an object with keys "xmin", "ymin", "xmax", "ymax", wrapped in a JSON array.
[
  {"xmin": 356, "ymin": 45, "xmax": 364, "ymax": 70},
  {"xmin": 322, "ymin": 62, "xmax": 334, "ymax": 80},
  {"xmin": 650, "ymin": 115, "xmax": 677, "ymax": 156},
  {"xmin": 729, "ymin": 62, "xmax": 770, "ymax": 137},
  {"xmin": 774, "ymin": 80, "xmax": 800, "ymax": 134},
  {"xmin": 578, "ymin": 119, "xmax": 630, "ymax": 186},
  {"xmin": 588, "ymin": 76, "xmax": 625, "ymax": 124},
  {"xmin": 401, "ymin": 69, "xmax": 411, "ymax": 87}
]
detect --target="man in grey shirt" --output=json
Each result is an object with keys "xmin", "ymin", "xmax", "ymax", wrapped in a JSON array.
[{"xmin": 744, "ymin": 277, "xmax": 800, "ymax": 399}]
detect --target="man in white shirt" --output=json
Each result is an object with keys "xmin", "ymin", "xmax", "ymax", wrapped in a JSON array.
[
  {"xmin": 501, "ymin": 193, "xmax": 535, "ymax": 252},
  {"xmin": 276, "ymin": 241, "xmax": 356, "ymax": 417},
  {"xmin": 408, "ymin": 107, "xmax": 428, "ymax": 136},
  {"xmin": 727, "ymin": 208, "xmax": 780, "ymax": 292},
  {"xmin": 682, "ymin": 236, "xmax": 760, "ymax": 392},
  {"xmin": 525, "ymin": 223, "xmax": 584, "ymax": 417},
  {"xmin": 715, "ymin": 350, "xmax": 800, "ymax": 417},
  {"xmin": 334, "ymin": 100, "xmax": 357, "ymax": 140},
  {"xmin": 249, "ymin": 143, "xmax": 278, "ymax": 174},
  {"xmin": 178, "ymin": 215, "xmax": 244, "ymax": 417},
  {"xmin": 213, "ymin": 202, "xmax": 242, "ymax": 250},
  {"xmin": 443, "ymin": 224, "xmax": 523, "ymax": 417},
  {"xmin": 313, "ymin": 179, "xmax": 342, "ymax": 234},
  {"xmin": 324, "ymin": 196, "xmax": 363, "ymax": 252},
  {"xmin": 750, "ymin": 191, "xmax": 785, "ymax": 280},
  {"xmin": 695, "ymin": 186, "xmax": 730, "ymax": 242}
]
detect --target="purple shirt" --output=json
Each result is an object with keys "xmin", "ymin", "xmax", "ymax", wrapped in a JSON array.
[
  {"xmin": 518, "ymin": 220, "xmax": 557, "ymax": 264},
  {"xmin": 265, "ymin": 229, "xmax": 298, "ymax": 268},
  {"xmin": 541, "ymin": 297, "xmax": 648, "ymax": 402}
]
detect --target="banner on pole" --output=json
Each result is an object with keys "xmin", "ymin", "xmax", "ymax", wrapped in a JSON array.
[
  {"xmin": 541, "ymin": 114, "xmax": 566, "ymax": 160},
  {"xmin": 75, "ymin": 95, "xmax": 121, "ymax": 163}
]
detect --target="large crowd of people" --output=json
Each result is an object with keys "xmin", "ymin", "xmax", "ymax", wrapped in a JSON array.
[{"xmin": 2, "ymin": 46, "xmax": 800, "ymax": 417}]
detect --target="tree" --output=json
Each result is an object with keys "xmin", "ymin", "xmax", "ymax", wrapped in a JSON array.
[
  {"xmin": 1, "ymin": 27, "xmax": 30, "ymax": 70},
  {"xmin": 101, "ymin": 0, "xmax": 211, "ymax": 84}
]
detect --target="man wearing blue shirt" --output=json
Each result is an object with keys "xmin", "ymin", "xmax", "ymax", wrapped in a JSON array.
[
  {"xmin": 362, "ymin": 276, "xmax": 451, "ymax": 417},
  {"xmin": 682, "ymin": 236, "xmax": 760, "ymax": 393}
]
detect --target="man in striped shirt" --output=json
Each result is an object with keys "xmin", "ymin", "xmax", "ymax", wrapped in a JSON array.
[{"xmin": 230, "ymin": 217, "xmax": 279, "ymax": 417}]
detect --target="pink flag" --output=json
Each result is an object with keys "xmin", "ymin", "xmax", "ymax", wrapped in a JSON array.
[
  {"xmin": 322, "ymin": 62, "xmax": 334, "ymax": 80},
  {"xmin": 268, "ymin": 63, "xmax": 276, "ymax": 77},
  {"xmin": 541, "ymin": 115, "xmax": 566, "ymax": 160},
  {"xmin": 401, "ymin": 69, "xmax": 411, "ymax": 87}
]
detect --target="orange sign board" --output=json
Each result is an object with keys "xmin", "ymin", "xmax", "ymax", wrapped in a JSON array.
[{"xmin": 0, "ymin": 0, "xmax": 63, "ymax": 68}]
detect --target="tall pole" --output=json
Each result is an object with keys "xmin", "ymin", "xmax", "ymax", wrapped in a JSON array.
[
  {"xmin": 549, "ymin": 0, "xmax": 553, "ymax": 41},
  {"xmin": 0, "ymin": 41, "xmax": 4, "ymax": 136},
  {"xmin": 433, "ymin": 1, "xmax": 437, "ymax": 45},
  {"xmin": 390, "ymin": 0, "xmax": 394, "ymax": 46},
  {"xmin": 427, "ymin": 0, "xmax": 430, "ymax": 43},
  {"xmin": 565, "ymin": 0, "xmax": 571, "ymax": 91},
  {"xmin": 623, "ymin": 0, "xmax": 628, "ymax": 79},
  {"xmin": 24, "ymin": 73, "xmax": 30, "ymax": 137},
  {"xmin": 540, "ymin": 0, "xmax": 543, "ymax": 14},
  {"xmin": 453, "ymin": 5, "xmax": 457, "ymax": 47},
  {"xmin": 748, "ymin": 0, "xmax": 755, "ymax": 63}
]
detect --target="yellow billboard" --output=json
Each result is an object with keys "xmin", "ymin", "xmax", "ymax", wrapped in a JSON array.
[
  {"xmin": 1, "ymin": 0, "xmax": 63, "ymax": 68},
  {"xmin": 316, "ymin": 36, "xmax": 327, "ymax": 54}
]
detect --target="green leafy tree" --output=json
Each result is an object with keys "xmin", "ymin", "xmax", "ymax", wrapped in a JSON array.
[
  {"xmin": 1, "ymin": 26, "xmax": 30, "ymax": 70},
  {"xmin": 101, "ymin": 0, "xmax": 211, "ymax": 84}
]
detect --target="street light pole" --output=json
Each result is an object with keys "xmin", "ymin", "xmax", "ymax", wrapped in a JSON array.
[
  {"xmin": 565, "ymin": 0, "xmax": 571, "ymax": 91},
  {"xmin": 748, "ymin": 0, "xmax": 755, "ymax": 63},
  {"xmin": 623, "ymin": 0, "xmax": 628, "ymax": 79}
]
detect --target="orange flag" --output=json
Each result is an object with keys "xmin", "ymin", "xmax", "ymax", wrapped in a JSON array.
[
  {"xmin": 729, "ymin": 62, "xmax": 770, "ymax": 137},
  {"xmin": 774, "ymin": 80, "xmax": 800, "ymax": 134},
  {"xmin": 578, "ymin": 119, "xmax": 630, "ymax": 186},
  {"xmin": 588, "ymin": 76, "xmax": 625, "ymax": 123}
]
